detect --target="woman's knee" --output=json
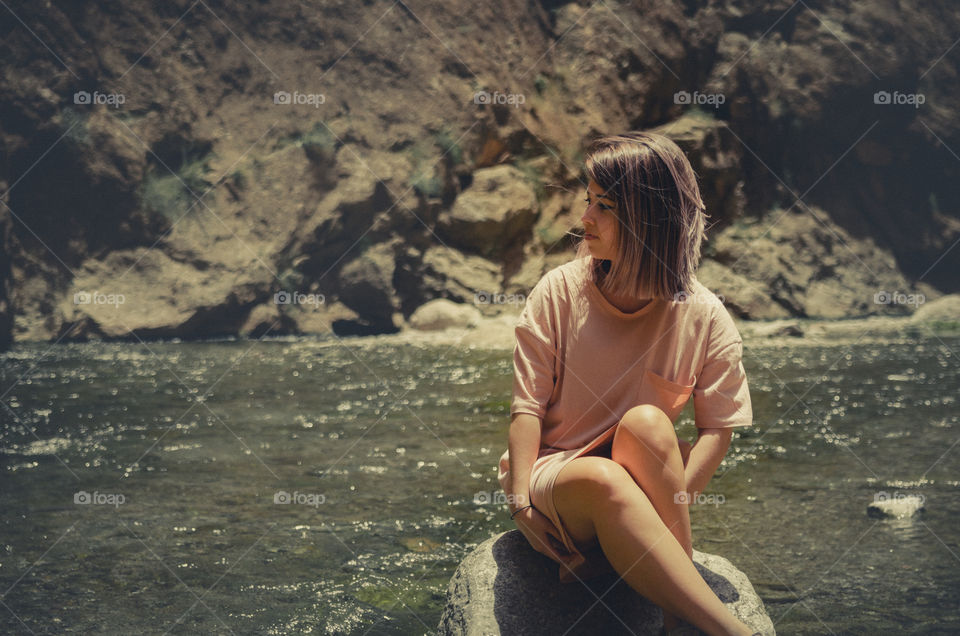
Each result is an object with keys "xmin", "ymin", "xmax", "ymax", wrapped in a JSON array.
[{"xmin": 612, "ymin": 404, "xmax": 678, "ymax": 459}]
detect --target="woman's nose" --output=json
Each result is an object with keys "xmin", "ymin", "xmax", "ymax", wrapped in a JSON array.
[{"xmin": 581, "ymin": 205, "xmax": 595, "ymax": 225}]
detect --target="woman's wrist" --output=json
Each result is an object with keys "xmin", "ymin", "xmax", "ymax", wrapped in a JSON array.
[
  {"xmin": 509, "ymin": 503, "xmax": 535, "ymax": 519},
  {"xmin": 507, "ymin": 491, "xmax": 530, "ymax": 512},
  {"xmin": 508, "ymin": 492, "xmax": 532, "ymax": 514}
]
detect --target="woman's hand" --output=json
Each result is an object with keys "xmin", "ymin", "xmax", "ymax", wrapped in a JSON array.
[{"xmin": 513, "ymin": 506, "xmax": 578, "ymax": 566}]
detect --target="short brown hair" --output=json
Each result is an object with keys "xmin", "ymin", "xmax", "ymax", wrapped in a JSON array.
[{"xmin": 577, "ymin": 131, "xmax": 707, "ymax": 300}]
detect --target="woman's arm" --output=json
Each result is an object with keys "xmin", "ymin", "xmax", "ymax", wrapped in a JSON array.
[
  {"xmin": 506, "ymin": 413, "xmax": 542, "ymax": 513},
  {"xmin": 506, "ymin": 412, "xmax": 576, "ymax": 563},
  {"xmin": 682, "ymin": 427, "xmax": 733, "ymax": 498}
]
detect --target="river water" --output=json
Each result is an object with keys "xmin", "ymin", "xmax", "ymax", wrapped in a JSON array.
[{"xmin": 1, "ymin": 333, "xmax": 958, "ymax": 635}]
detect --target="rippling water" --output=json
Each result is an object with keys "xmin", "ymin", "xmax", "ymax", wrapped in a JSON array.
[{"xmin": 1, "ymin": 334, "xmax": 958, "ymax": 635}]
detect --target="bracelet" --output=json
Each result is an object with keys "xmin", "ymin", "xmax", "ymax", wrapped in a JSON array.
[{"xmin": 509, "ymin": 503, "xmax": 535, "ymax": 519}]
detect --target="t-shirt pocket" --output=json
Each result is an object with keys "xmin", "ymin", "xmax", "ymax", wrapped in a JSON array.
[{"xmin": 638, "ymin": 369, "xmax": 695, "ymax": 423}]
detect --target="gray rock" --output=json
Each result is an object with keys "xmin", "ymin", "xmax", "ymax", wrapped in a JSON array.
[
  {"xmin": 61, "ymin": 248, "xmax": 273, "ymax": 340},
  {"xmin": 749, "ymin": 321, "xmax": 805, "ymax": 338},
  {"xmin": 439, "ymin": 165, "xmax": 538, "ymax": 258},
  {"xmin": 408, "ymin": 298, "xmax": 481, "ymax": 331},
  {"xmin": 696, "ymin": 260, "xmax": 791, "ymax": 321},
  {"xmin": 238, "ymin": 301, "xmax": 298, "ymax": 338},
  {"xmin": 438, "ymin": 530, "xmax": 775, "ymax": 636},
  {"xmin": 909, "ymin": 294, "xmax": 959, "ymax": 325},
  {"xmin": 420, "ymin": 246, "xmax": 503, "ymax": 304}
]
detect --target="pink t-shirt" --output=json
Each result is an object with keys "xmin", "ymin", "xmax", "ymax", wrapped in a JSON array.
[{"xmin": 512, "ymin": 257, "xmax": 752, "ymax": 451}]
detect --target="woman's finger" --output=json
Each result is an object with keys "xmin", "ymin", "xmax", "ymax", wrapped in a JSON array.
[
  {"xmin": 547, "ymin": 533, "xmax": 570, "ymax": 555},
  {"xmin": 531, "ymin": 530, "xmax": 562, "ymax": 558}
]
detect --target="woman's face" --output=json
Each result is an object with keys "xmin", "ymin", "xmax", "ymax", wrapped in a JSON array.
[{"xmin": 582, "ymin": 179, "xmax": 619, "ymax": 261}]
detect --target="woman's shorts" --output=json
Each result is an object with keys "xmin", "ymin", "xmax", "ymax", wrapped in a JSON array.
[{"xmin": 497, "ymin": 423, "xmax": 618, "ymax": 559}]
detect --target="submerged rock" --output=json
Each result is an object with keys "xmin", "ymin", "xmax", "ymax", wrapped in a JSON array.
[
  {"xmin": 438, "ymin": 530, "xmax": 775, "ymax": 635},
  {"xmin": 867, "ymin": 494, "xmax": 926, "ymax": 519}
]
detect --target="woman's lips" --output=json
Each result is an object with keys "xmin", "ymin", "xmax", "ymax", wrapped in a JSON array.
[{"xmin": 584, "ymin": 232, "xmax": 598, "ymax": 240}]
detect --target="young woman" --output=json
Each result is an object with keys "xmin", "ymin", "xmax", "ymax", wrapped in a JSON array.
[{"xmin": 497, "ymin": 132, "xmax": 758, "ymax": 636}]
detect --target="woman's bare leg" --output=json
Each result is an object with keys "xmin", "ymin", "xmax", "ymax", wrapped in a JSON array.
[
  {"xmin": 553, "ymin": 456, "xmax": 753, "ymax": 636},
  {"xmin": 611, "ymin": 404, "xmax": 693, "ymax": 558},
  {"xmin": 610, "ymin": 404, "xmax": 694, "ymax": 629}
]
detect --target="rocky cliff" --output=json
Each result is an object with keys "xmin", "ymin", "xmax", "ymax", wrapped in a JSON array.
[{"xmin": 1, "ymin": 0, "xmax": 957, "ymax": 347}]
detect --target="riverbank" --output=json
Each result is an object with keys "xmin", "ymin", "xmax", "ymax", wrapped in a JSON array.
[{"xmin": 370, "ymin": 293, "xmax": 960, "ymax": 350}]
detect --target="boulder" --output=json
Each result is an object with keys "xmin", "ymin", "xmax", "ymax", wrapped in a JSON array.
[
  {"xmin": 61, "ymin": 247, "xmax": 272, "ymax": 340},
  {"xmin": 696, "ymin": 260, "xmax": 790, "ymax": 320},
  {"xmin": 439, "ymin": 165, "xmax": 538, "ymax": 258},
  {"xmin": 397, "ymin": 245, "xmax": 502, "ymax": 308},
  {"xmin": 408, "ymin": 299, "xmax": 482, "ymax": 331},
  {"xmin": 284, "ymin": 299, "xmax": 359, "ymax": 336},
  {"xmin": 238, "ymin": 301, "xmax": 297, "ymax": 338},
  {"xmin": 909, "ymin": 294, "xmax": 960, "ymax": 326},
  {"xmin": 437, "ymin": 530, "xmax": 775, "ymax": 636}
]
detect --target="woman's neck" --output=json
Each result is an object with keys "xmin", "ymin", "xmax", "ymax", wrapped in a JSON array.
[
  {"xmin": 600, "ymin": 287, "xmax": 652, "ymax": 313},
  {"xmin": 593, "ymin": 261, "xmax": 652, "ymax": 313}
]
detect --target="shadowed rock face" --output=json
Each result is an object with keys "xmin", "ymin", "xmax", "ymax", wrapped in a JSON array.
[
  {"xmin": 1, "ymin": 1, "xmax": 957, "ymax": 346},
  {"xmin": 437, "ymin": 530, "xmax": 776, "ymax": 636},
  {"xmin": 0, "ymin": 203, "xmax": 12, "ymax": 351}
]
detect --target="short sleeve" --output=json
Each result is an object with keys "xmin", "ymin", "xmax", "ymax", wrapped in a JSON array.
[
  {"xmin": 692, "ymin": 307, "xmax": 752, "ymax": 429},
  {"xmin": 510, "ymin": 276, "xmax": 557, "ymax": 419}
]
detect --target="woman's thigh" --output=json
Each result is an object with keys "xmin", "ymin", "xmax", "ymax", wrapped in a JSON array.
[{"xmin": 552, "ymin": 455, "xmax": 635, "ymax": 551}]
